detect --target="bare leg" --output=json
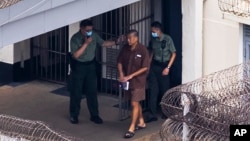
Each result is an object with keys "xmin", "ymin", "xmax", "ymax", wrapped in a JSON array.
[
  {"xmin": 128, "ymin": 101, "xmax": 140, "ymax": 132},
  {"xmin": 138, "ymin": 104, "xmax": 146, "ymax": 127}
]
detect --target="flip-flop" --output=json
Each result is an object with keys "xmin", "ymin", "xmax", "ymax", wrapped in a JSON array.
[
  {"xmin": 135, "ymin": 124, "xmax": 146, "ymax": 130},
  {"xmin": 124, "ymin": 131, "xmax": 135, "ymax": 138}
]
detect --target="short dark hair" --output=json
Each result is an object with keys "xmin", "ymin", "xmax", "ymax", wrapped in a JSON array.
[
  {"xmin": 127, "ymin": 29, "xmax": 139, "ymax": 37},
  {"xmin": 151, "ymin": 21, "xmax": 162, "ymax": 31},
  {"xmin": 80, "ymin": 19, "xmax": 93, "ymax": 28}
]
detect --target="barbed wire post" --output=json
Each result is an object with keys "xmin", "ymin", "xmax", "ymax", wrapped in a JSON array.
[{"xmin": 182, "ymin": 93, "xmax": 190, "ymax": 141}]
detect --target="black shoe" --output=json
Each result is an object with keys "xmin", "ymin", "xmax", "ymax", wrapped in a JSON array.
[
  {"xmin": 70, "ymin": 116, "xmax": 78, "ymax": 124},
  {"xmin": 145, "ymin": 117, "xmax": 158, "ymax": 123},
  {"xmin": 90, "ymin": 116, "xmax": 103, "ymax": 124}
]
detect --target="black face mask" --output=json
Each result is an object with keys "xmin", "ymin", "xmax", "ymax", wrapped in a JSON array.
[{"xmin": 161, "ymin": 40, "xmax": 166, "ymax": 49}]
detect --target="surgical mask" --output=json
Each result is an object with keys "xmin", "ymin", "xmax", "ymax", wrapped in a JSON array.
[
  {"xmin": 86, "ymin": 31, "xmax": 93, "ymax": 37},
  {"xmin": 152, "ymin": 32, "xmax": 158, "ymax": 38}
]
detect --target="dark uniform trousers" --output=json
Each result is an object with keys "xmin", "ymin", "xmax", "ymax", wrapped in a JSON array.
[
  {"xmin": 70, "ymin": 60, "xmax": 99, "ymax": 118},
  {"xmin": 148, "ymin": 60, "xmax": 170, "ymax": 117}
]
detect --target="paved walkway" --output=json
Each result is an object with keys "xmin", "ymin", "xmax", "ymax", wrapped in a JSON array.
[{"xmin": 0, "ymin": 81, "xmax": 164, "ymax": 141}]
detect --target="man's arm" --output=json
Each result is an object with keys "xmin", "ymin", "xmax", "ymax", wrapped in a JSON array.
[
  {"xmin": 123, "ymin": 48, "xmax": 149, "ymax": 82},
  {"xmin": 162, "ymin": 52, "xmax": 176, "ymax": 76},
  {"xmin": 167, "ymin": 52, "xmax": 176, "ymax": 69},
  {"xmin": 102, "ymin": 35, "xmax": 127, "ymax": 47},
  {"xmin": 102, "ymin": 41, "xmax": 116, "ymax": 47},
  {"xmin": 73, "ymin": 37, "xmax": 92, "ymax": 59},
  {"xmin": 117, "ymin": 62, "xmax": 125, "ymax": 82},
  {"xmin": 122, "ymin": 67, "xmax": 148, "ymax": 82}
]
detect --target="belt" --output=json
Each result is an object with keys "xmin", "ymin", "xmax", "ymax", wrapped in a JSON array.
[
  {"xmin": 152, "ymin": 60, "xmax": 169, "ymax": 67},
  {"xmin": 75, "ymin": 59, "xmax": 95, "ymax": 65}
]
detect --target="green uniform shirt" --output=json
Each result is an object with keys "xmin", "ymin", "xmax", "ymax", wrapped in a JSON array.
[
  {"xmin": 149, "ymin": 34, "xmax": 176, "ymax": 62},
  {"xmin": 70, "ymin": 31, "xmax": 104, "ymax": 62}
]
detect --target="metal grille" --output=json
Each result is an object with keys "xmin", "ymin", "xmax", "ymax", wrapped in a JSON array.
[
  {"xmin": 31, "ymin": 26, "xmax": 69, "ymax": 84},
  {"xmin": 218, "ymin": 0, "xmax": 250, "ymax": 17},
  {"xmin": 0, "ymin": 0, "xmax": 21, "ymax": 9},
  {"xmin": 160, "ymin": 61, "xmax": 250, "ymax": 141}
]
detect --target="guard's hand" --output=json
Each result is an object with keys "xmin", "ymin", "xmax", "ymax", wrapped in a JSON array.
[
  {"xmin": 84, "ymin": 37, "xmax": 93, "ymax": 45},
  {"xmin": 116, "ymin": 35, "xmax": 127, "ymax": 45},
  {"xmin": 162, "ymin": 68, "xmax": 170, "ymax": 76}
]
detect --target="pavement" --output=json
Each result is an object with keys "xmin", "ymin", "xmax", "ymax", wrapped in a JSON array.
[{"xmin": 0, "ymin": 81, "xmax": 164, "ymax": 141}]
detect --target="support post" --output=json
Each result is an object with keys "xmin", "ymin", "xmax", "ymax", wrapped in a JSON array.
[{"xmin": 182, "ymin": 94, "xmax": 190, "ymax": 141}]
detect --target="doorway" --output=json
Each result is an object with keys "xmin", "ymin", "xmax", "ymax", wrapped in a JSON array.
[
  {"xmin": 30, "ymin": 26, "xmax": 69, "ymax": 84},
  {"xmin": 162, "ymin": 0, "xmax": 182, "ymax": 87}
]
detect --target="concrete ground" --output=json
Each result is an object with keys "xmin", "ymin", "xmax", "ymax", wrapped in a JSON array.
[{"xmin": 0, "ymin": 81, "xmax": 164, "ymax": 141}]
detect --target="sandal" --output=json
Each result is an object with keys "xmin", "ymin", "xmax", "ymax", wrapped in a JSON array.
[
  {"xmin": 135, "ymin": 124, "xmax": 146, "ymax": 131},
  {"xmin": 124, "ymin": 131, "xmax": 135, "ymax": 138}
]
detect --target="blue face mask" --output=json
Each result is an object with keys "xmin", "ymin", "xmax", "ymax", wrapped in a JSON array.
[
  {"xmin": 152, "ymin": 32, "xmax": 158, "ymax": 38},
  {"xmin": 86, "ymin": 31, "xmax": 93, "ymax": 37}
]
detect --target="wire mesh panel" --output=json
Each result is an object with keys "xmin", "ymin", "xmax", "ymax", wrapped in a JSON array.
[
  {"xmin": 218, "ymin": 0, "xmax": 250, "ymax": 17},
  {"xmin": 0, "ymin": 114, "xmax": 84, "ymax": 141},
  {"xmin": 160, "ymin": 61, "xmax": 250, "ymax": 141}
]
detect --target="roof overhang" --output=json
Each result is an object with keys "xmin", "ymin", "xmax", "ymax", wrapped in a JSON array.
[{"xmin": 0, "ymin": 0, "xmax": 140, "ymax": 48}]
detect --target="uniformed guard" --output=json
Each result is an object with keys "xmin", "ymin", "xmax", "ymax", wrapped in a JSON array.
[
  {"xmin": 69, "ymin": 19, "xmax": 119, "ymax": 124},
  {"xmin": 145, "ymin": 21, "xmax": 176, "ymax": 123}
]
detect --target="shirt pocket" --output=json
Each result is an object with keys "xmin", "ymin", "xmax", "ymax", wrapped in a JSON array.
[{"xmin": 134, "ymin": 55, "xmax": 143, "ymax": 68}]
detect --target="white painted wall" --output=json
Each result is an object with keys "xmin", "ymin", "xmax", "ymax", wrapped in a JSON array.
[
  {"xmin": 0, "ymin": 44, "xmax": 14, "ymax": 64},
  {"xmin": 203, "ymin": 0, "xmax": 242, "ymax": 75},
  {"xmin": 182, "ymin": 0, "xmax": 203, "ymax": 83},
  {"xmin": 0, "ymin": 39, "xmax": 31, "ymax": 65},
  {"xmin": 14, "ymin": 39, "xmax": 30, "ymax": 66},
  {"xmin": 182, "ymin": 0, "xmax": 244, "ymax": 83},
  {"xmin": 68, "ymin": 22, "xmax": 80, "ymax": 52}
]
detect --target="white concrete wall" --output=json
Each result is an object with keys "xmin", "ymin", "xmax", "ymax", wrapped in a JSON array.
[
  {"xmin": 14, "ymin": 39, "xmax": 30, "ymax": 65},
  {"xmin": 0, "ymin": 44, "xmax": 14, "ymax": 64},
  {"xmin": 0, "ymin": 39, "xmax": 31, "ymax": 65},
  {"xmin": 182, "ymin": 0, "xmax": 203, "ymax": 83},
  {"xmin": 182, "ymin": 0, "xmax": 243, "ymax": 83},
  {"xmin": 68, "ymin": 22, "xmax": 80, "ymax": 52},
  {"xmin": 203, "ymin": 0, "xmax": 242, "ymax": 75}
]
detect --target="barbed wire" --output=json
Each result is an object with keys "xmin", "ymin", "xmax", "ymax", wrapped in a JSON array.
[
  {"xmin": 160, "ymin": 61, "xmax": 250, "ymax": 140},
  {"xmin": 0, "ymin": 0, "xmax": 22, "ymax": 9},
  {"xmin": 0, "ymin": 114, "xmax": 85, "ymax": 141},
  {"xmin": 218, "ymin": 0, "xmax": 250, "ymax": 17}
]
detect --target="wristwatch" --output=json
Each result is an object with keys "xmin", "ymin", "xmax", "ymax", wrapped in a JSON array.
[{"xmin": 167, "ymin": 66, "xmax": 171, "ymax": 69}]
